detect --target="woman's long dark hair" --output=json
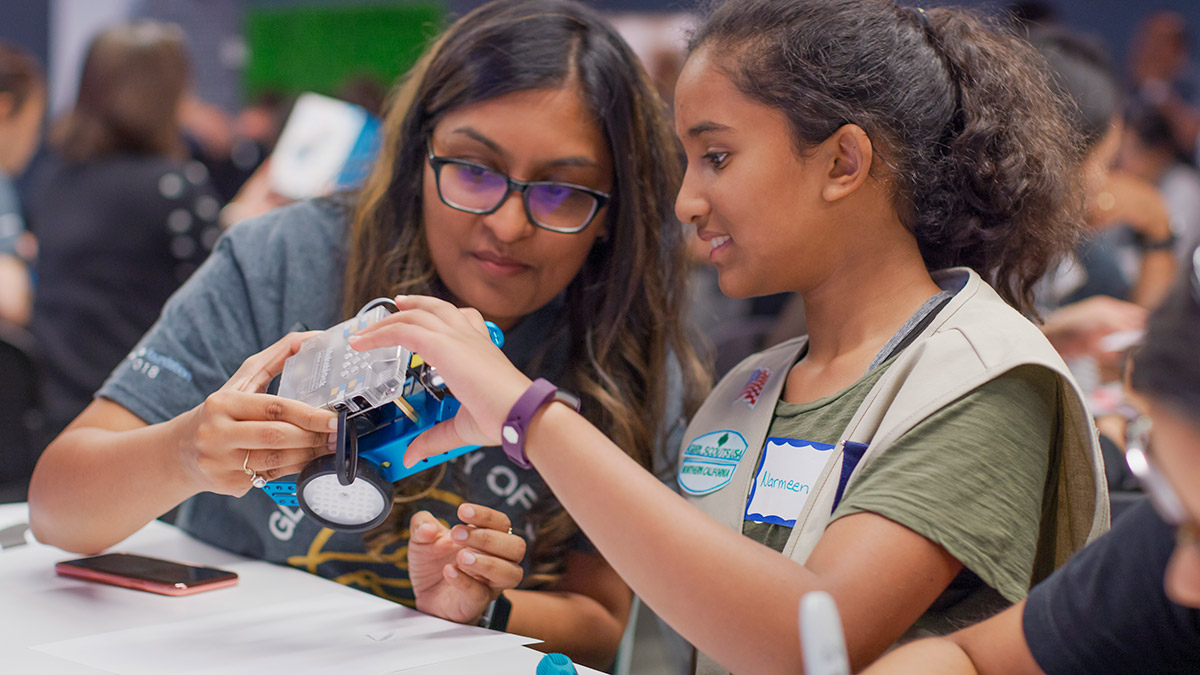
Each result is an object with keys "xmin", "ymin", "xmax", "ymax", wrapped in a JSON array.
[
  {"xmin": 347, "ymin": 0, "xmax": 709, "ymax": 586},
  {"xmin": 691, "ymin": 0, "xmax": 1087, "ymax": 314}
]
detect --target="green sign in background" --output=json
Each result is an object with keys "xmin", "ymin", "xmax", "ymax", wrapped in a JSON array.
[{"xmin": 243, "ymin": 3, "xmax": 447, "ymax": 101}]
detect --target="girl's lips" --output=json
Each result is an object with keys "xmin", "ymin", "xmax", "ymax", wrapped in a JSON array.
[
  {"xmin": 472, "ymin": 251, "xmax": 531, "ymax": 276},
  {"xmin": 708, "ymin": 235, "xmax": 732, "ymax": 261}
]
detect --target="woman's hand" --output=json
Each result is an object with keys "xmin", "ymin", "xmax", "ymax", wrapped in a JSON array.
[
  {"xmin": 174, "ymin": 331, "xmax": 337, "ymax": 495},
  {"xmin": 408, "ymin": 503, "xmax": 527, "ymax": 625},
  {"xmin": 347, "ymin": 295, "xmax": 532, "ymax": 465}
]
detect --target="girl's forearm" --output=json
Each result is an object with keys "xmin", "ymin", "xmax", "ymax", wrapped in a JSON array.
[
  {"xmin": 860, "ymin": 638, "xmax": 980, "ymax": 674},
  {"xmin": 523, "ymin": 403, "xmax": 817, "ymax": 674}
]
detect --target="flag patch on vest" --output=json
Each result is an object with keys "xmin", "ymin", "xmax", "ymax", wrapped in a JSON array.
[
  {"xmin": 735, "ymin": 368, "xmax": 771, "ymax": 408},
  {"xmin": 678, "ymin": 430, "xmax": 749, "ymax": 495}
]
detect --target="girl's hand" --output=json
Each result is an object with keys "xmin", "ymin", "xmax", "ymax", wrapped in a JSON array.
[
  {"xmin": 408, "ymin": 503, "xmax": 526, "ymax": 625},
  {"xmin": 347, "ymin": 295, "xmax": 532, "ymax": 465},
  {"xmin": 175, "ymin": 332, "xmax": 337, "ymax": 495}
]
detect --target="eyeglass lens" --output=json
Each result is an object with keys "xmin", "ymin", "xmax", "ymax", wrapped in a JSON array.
[{"xmin": 439, "ymin": 163, "xmax": 596, "ymax": 231}]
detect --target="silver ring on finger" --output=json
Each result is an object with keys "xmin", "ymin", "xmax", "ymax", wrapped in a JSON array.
[{"xmin": 243, "ymin": 450, "xmax": 266, "ymax": 488}]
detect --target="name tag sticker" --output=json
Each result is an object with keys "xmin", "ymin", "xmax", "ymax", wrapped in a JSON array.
[
  {"xmin": 678, "ymin": 430, "xmax": 749, "ymax": 496},
  {"xmin": 744, "ymin": 437, "xmax": 836, "ymax": 526}
]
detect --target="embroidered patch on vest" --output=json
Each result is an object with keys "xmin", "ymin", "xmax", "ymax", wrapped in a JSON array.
[
  {"xmin": 735, "ymin": 368, "xmax": 771, "ymax": 409},
  {"xmin": 678, "ymin": 430, "xmax": 749, "ymax": 496}
]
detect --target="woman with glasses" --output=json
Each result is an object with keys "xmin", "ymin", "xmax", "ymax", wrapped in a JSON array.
[
  {"xmin": 862, "ymin": 255, "xmax": 1200, "ymax": 674},
  {"xmin": 350, "ymin": 0, "xmax": 1111, "ymax": 672},
  {"xmin": 28, "ymin": 1, "xmax": 708, "ymax": 668}
]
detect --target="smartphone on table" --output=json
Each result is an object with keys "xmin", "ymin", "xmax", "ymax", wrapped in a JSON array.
[{"xmin": 55, "ymin": 552, "xmax": 238, "ymax": 596}]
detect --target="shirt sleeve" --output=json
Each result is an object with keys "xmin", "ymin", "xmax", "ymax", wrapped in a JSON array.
[
  {"xmin": 96, "ymin": 231, "xmax": 263, "ymax": 425},
  {"xmin": 1023, "ymin": 500, "xmax": 1200, "ymax": 674},
  {"xmin": 831, "ymin": 364, "xmax": 1058, "ymax": 603}
]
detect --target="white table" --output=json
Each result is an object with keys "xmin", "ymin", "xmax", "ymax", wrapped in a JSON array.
[{"xmin": 0, "ymin": 503, "xmax": 601, "ymax": 674}]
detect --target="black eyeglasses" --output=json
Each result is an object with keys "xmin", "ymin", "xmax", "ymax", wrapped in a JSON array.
[{"xmin": 427, "ymin": 147, "xmax": 610, "ymax": 234}]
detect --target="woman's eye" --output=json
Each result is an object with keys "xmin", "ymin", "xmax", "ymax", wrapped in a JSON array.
[{"xmin": 703, "ymin": 152, "xmax": 729, "ymax": 169}]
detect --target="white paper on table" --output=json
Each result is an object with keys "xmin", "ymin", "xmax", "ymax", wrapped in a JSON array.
[{"xmin": 32, "ymin": 592, "xmax": 538, "ymax": 675}]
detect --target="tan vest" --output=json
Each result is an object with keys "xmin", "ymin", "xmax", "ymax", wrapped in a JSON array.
[{"xmin": 679, "ymin": 269, "xmax": 1109, "ymax": 675}]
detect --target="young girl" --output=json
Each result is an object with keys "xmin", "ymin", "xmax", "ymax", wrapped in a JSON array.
[
  {"xmin": 28, "ymin": 1, "xmax": 707, "ymax": 668},
  {"xmin": 356, "ymin": 1, "xmax": 1109, "ymax": 672}
]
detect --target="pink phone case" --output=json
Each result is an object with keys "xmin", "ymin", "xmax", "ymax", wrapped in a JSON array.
[{"xmin": 55, "ymin": 554, "xmax": 238, "ymax": 596}]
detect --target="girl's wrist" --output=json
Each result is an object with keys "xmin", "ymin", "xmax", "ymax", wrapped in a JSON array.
[
  {"xmin": 523, "ymin": 400, "xmax": 573, "ymax": 468},
  {"xmin": 501, "ymin": 378, "xmax": 580, "ymax": 469}
]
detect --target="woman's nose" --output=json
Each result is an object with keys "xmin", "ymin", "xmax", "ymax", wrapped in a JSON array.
[{"xmin": 481, "ymin": 190, "xmax": 536, "ymax": 243}]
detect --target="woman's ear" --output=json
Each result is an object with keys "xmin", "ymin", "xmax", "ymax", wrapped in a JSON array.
[{"xmin": 821, "ymin": 124, "xmax": 873, "ymax": 203}]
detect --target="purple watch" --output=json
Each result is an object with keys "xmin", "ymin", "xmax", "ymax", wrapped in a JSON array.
[{"xmin": 501, "ymin": 378, "xmax": 580, "ymax": 469}]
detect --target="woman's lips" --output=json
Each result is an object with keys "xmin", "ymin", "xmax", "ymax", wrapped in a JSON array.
[{"xmin": 472, "ymin": 251, "xmax": 531, "ymax": 277}]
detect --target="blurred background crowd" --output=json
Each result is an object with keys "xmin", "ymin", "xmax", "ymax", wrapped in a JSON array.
[{"xmin": 2, "ymin": 1, "xmax": 1200, "ymax": 672}]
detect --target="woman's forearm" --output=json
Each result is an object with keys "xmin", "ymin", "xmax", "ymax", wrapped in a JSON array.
[{"xmin": 28, "ymin": 411, "xmax": 200, "ymax": 553}]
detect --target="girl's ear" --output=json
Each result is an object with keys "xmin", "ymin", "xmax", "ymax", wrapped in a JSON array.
[{"xmin": 821, "ymin": 124, "xmax": 873, "ymax": 203}]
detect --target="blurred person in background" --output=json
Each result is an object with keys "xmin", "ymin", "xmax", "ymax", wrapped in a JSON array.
[
  {"xmin": 1120, "ymin": 101, "xmax": 1200, "ymax": 261},
  {"xmin": 27, "ymin": 21, "xmax": 221, "ymax": 441},
  {"xmin": 1032, "ymin": 28, "xmax": 1176, "ymax": 314},
  {"xmin": 1128, "ymin": 11, "xmax": 1200, "ymax": 165},
  {"xmin": 1031, "ymin": 28, "xmax": 1178, "ymax": 507},
  {"xmin": 0, "ymin": 42, "xmax": 45, "ymax": 327}
]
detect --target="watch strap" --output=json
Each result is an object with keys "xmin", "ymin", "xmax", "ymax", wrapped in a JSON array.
[
  {"xmin": 501, "ymin": 378, "xmax": 580, "ymax": 469},
  {"xmin": 479, "ymin": 592, "xmax": 512, "ymax": 631}
]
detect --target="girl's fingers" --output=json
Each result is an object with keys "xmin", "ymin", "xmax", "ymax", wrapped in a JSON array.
[
  {"xmin": 349, "ymin": 319, "xmax": 440, "ymax": 356},
  {"xmin": 389, "ymin": 296, "xmax": 492, "ymax": 340},
  {"xmin": 403, "ymin": 418, "xmax": 475, "ymax": 467},
  {"xmin": 392, "ymin": 294, "xmax": 468, "ymax": 325}
]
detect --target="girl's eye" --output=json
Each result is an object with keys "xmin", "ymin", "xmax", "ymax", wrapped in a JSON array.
[{"xmin": 703, "ymin": 152, "xmax": 729, "ymax": 169}]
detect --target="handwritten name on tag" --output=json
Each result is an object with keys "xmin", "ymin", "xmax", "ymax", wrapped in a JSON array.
[{"xmin": 744, "ymin": 438, "xmax": 836, "ymax": 527}]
